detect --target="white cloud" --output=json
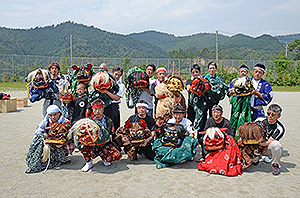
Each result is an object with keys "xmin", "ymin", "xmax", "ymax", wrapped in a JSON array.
[{"xmin": 0, "ymin": 0, "xmax": 299, "ymax": 36}]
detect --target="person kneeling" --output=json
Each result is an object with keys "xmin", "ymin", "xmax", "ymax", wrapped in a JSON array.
[
  {"xmin": 115, "ymin": 100, "xmax": 156, "ymax": 161},
  {"xmin": 25, "ymin": 105, "xmax": 72, "ymax": 173},
  {"xmin": 70, "ymin": 99, "xmax": 122, "ymax": 172}
]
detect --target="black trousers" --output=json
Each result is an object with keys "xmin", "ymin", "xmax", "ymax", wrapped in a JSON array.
[{"xmin": 104, "ymin": 103, "xmax": 120, "ymax": 131}]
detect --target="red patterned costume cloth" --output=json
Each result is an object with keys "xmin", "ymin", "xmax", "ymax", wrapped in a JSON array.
[
  {"xmin": 71, "ymin": 118, "xmax": 122, "ymax": 163},
  {"xmin": 198, "ymin": 133, "xmax": 242, "ymax": 177},
  {"xmin": 80, "ymin": 144, "xmax": 121, "ymax": 163}
]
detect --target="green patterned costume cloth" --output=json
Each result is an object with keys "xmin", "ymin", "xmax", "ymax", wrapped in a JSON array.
[
  {"xmin": 152, "ymin": 136, "xmax": 197, "ymax": 169},
  {"xmin": 206, "ymin": 78, "xmax": 228, "ymax": 104},
  {"xmin": 189, "ymin": 92, "xmax": 206, "ymax": 130},
  {"xmin": 25, "ymin": 133, "xmax": 69, "ymax": 173},
  {"xmin": 229, "ymin": 95, "xmax": 252, "ymax": 142},
  {"xmin": 125, "ymin": 67, "xmax": 144, "ymax": 109}
]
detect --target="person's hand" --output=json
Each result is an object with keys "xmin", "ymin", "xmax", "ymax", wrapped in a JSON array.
[
  {"xmin": 186, "ymin": 85, "xmax": 191, "ymax": 92},
  {"xmin": 228, "ymin": 90, "xmax": 235, "ymax": 96},
  {"xmin": 100, "ymin": 89, "xmax": 109, "ymax": 94}
]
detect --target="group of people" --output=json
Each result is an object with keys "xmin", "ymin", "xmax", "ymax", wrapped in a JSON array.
[{"xmin": 25, "ymin": 61, "xmax": 285, "ymax": 176}]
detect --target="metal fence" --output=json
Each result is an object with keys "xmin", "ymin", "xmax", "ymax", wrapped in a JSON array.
[{"xmin": 0, "ymin": 54, "xmax": 298, "ymax": 82}]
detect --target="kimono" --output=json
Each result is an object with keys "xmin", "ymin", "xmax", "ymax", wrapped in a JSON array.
[{"xmin": 250, "ymin": 78, "xmax": 273, "ymax": 120}]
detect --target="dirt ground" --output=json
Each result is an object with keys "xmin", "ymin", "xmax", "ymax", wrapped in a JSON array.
[{"xmin": 0, "ymin": 90, "xmax": 299, "ymax": 197}]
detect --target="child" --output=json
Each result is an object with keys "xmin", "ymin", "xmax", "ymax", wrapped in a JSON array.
[{"xmin": 72, "ymin": 83, "xmax": 89, "ymax": 123}]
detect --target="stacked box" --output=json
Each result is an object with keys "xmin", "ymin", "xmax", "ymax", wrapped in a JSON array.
[
  {"xmin": 17, "ymin": 97, "xmax": 28, "ymax": 107},
  {"xmin": 0, "ymin": 98, "xmax": 17, "ymax": 113}
]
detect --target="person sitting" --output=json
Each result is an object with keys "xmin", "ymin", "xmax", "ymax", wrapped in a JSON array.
[
  {"xmin": 26, "ymin": 105, "xmax": 72, "ymax": 173},
  {"xmin": 255, "ymin": 104, "xmax": 285, "ymax": 175},
  {"xmin": 204, "ymin": 104, "xmax": 233, "ymax": 136},
  {"xmin": 115, "ymin": 100, "xmax": 156, "ymax": 161},
  {"xmin": 198, "ymin": 104, "xmax": 233, "ymax": 161},
  {"xmin": 167, "ymin": 104, "xmax": 195, "ymax": 137}
]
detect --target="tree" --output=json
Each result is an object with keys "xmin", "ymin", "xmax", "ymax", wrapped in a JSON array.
[{"xmin": 288, "ymin": 39, "xmax": 300, "ymax": 60}]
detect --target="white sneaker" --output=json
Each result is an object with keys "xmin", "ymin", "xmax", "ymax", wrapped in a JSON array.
[
  {"xmin": 81, "ymin": 161, "xmax": 93, "ymax": 172},
  {"xmin": 262, "ymin": 156, "xmax": 271, "ymax": 163},
  {"xmin": 103, "ymin": 161, "xmax": 112, "ymax": 167},
  {"xmin": 74, "ymin": 148, "xmax": 79, "ymax": 152}
]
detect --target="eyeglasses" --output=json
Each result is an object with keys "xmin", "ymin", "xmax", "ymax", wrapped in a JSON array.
[{"xmin": 267, "ymin": 112, "xmax": 277, "ymax": 117}]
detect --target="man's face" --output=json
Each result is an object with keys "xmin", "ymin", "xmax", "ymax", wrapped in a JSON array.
[
  {"xmin": 253, "ymin": 68, "xmax": 264, "ymax": 81},
  {"xmin": 191, "ymin": 69, "xmax": 201, "ymax": 78},
  {"xmin": 212, "ymin": 110, "xmax": 223, "ymax": 122},
  {"xmin": 48, "ymin": 112, "xmax": 61, "ymax": 123},
  {"xmin": 93, "ymin": 107, "xmax": 104, "ymax": 120},
  {"xmin": 146, "ymin": 66, "xmax": 154, "ymax": 78},
  {"xmin": 76, "ymin": 84, "xmax": 86, "ymax": 97},
  {"xmin": 49, "ymin": 66, "xmax": 59, "ymax": 76},
  {"xmin": 137, "ymin": 106, "xmax": 147, "ymax": 116},
  {"xmin": 239, "ymin": 69, "xmax": 248, "ymax": 77},
  {"xmin": 112, "ymin": 70, "xmax": 122, "ymax": 81},
  {"xmin": 208, "ymin": 65, "xmax": 217, "ymax": 77},
  {"xmin": 267, "ymin": 110, "xmax": 281, "ymax": 124},
  {"xmin": 99, "ymin": 64, "xmax": 108, "ymax": 72},
  {"xmin": 157, "ymin": 72, "xmax": 166, "ymax": 82},
  {"xmin": 174, "ymin": 112, "xmax": 184, "ymax": 123}
]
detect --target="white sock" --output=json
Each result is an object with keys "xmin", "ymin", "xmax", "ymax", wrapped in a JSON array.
[{"xmin": 81, "ymin": 161, "xmax": 93, "ymax": 172}]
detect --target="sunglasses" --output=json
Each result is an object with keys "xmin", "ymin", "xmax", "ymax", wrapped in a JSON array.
[{"xmin": 267, "ymin": 112, "xmax": 277, "ymax": 117}]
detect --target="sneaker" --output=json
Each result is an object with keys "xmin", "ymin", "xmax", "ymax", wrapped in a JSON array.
[
  {"xmin": 74, "ymin": 148, "xmax": 80, "ymax": 152},
  {"xmin": 262, "ymin": 156, "xmax": 271, "ymax": 163},
  {"xmin": 103, "ymin": 161, "xmax": 112, "ymax": 167},
  {"xmin": 272, "ymin": 163, "xmax": 280, "ymax": 175},
  {"xmin": 81, "ymin": 161, "xmax": 93, "ymax": 172}
]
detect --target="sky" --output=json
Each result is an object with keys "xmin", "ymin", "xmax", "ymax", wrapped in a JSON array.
[{"xmin": 0, "ymin": 0, "xmax": 299, "ymax": 37}]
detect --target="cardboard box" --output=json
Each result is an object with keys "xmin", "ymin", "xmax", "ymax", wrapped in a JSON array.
[
  {"xmin": 17, "ymin": 97, "xmax": 28, "ymax": 107},
  {"xmin": 0, "ymin": 98, "xmax": 17, "ymax": 113}
]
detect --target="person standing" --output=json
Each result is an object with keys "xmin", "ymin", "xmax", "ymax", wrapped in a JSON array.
[
  {"xmin": 250, "ymin": 63, "xmax": 273, "ymax": 120},
  {"xmin": 43, "ymin": 62, "xmax": 65, "ymax": 116},
  {"xmin": 137, "ymin": 63, "xmax": 156, "ymax": 117},
  {"xmin": 202, "ymin": 62, "xmax": 223, "ymax": 130},
  {"xmin": 151, "ymin": 67, "xmax": 167, "ymax": 115},
  {"xmin": 103, "ymin": 66, "xmax": 125, "ymax": 131},
  {"xmin": 186, "ymin": 64, "xmax": 202, "ymax": 123}
]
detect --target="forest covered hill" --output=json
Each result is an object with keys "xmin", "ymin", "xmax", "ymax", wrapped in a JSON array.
[{"xmin": 0, "ymin": 21, "xmax": 298, "ymax": 60}]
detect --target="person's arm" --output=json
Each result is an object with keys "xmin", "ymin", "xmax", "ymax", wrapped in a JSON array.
[
  {"xmin": 251, "ymin": 88, "xmax": 263, "ymax": 100},
  {"xmin": 100, "ymin": 89, "xmax": 121, "ymax": 101}
]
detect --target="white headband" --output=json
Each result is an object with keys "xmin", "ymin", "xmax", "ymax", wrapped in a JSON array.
[
  {"xmin": 253, "ymin": 66, "xmax": 266, "ymax": 73},
  {"xmin": 136, "ymin": 103, "xmax": 148, "ymax": 108}
]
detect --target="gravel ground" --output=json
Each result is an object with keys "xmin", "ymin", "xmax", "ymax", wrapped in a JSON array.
[{"xmin": 0, "ymin": 90, "xmax": 299, "ymax": 198}]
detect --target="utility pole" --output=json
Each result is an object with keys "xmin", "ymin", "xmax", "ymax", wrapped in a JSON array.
[
  {"xmin": 216, "ymin": 30, "xmax": 218, "ymax": 64},
  {"xmin": 285, "ymin": 43, "xmax": 288, "ymax": 57},
  {"xmin": 70, "ymin": 35, "xmax": 73, "ymax": 66}
]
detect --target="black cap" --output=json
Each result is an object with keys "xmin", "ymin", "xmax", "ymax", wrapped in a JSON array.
[{"xmin": 173, "ymin": 104, "xmax": 185, "ymax": 113}]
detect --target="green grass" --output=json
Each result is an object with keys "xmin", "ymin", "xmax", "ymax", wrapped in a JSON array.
[
  {"xmin": 0, "ymin": 82, "xmax": 28, "ymax": 91},
  {"xmin": 272, "ymin": 86, "xmax": 300, "ymax": 92}
]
